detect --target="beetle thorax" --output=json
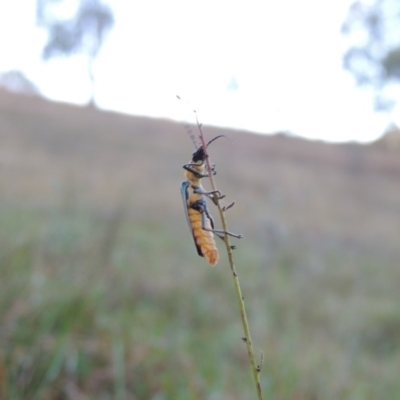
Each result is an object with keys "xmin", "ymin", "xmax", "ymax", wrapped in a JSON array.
[{"xmin": 185, "ymin": 160, "xmax": 205, "ymax": 185}]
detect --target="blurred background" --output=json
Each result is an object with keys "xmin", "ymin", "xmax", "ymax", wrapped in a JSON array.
[{"xmin": 0, "ymin": 1, "xmax": 399, "ymax": 399}]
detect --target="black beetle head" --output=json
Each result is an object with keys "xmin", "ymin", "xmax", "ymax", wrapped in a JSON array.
[
  {"xmin": 192, "ymin": 146, "xmax": 207, "ymax": 163},
  {"xmin": 191, "ymin": 135, "xmax": 230, "ymax": 163}
]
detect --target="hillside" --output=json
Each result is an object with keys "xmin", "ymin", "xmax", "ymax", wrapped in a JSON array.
[
  {"xmin": 1, "ymin": 89, "xmax": 399, "ymax": 399},
  {"xmin": 1, "ymin": 88, "xmax": 399, "ymax": 257}
]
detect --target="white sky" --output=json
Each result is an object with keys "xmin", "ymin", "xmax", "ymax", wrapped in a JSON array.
[{"xmin": 0, "ymin": 0, "xmax": 398, "ymax": 142}]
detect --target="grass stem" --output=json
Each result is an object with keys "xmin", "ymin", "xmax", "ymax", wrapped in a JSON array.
[{"xmin": 197, "ymin": 127, "xmax": 264, "ymax": 400}]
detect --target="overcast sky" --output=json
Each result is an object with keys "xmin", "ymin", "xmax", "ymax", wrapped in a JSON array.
[{"xmin": 0, "ymin": 0, "xmax": 398, "ymax": 143}]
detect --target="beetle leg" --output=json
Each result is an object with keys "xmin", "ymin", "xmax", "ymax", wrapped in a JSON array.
[
  {"xmin": 215, "ymin": 233, "xmax": 225, "ymax": 241},
  {"xmin": 212, "ymin": 232, "xmax": 238, "ymax": 249},
  {"xmin": 183, "ymin": 164, "xmax": 209, "ymax": 178},
  {"xmin": 208, "ymin": 164, "xmax": 217, "ymax": 176},
  {"xmin": 209, "ymin": 193, "xmax": 225, "ymax": 206},
  {"xmin": 201, "ymin": 208, "xmax": 243, "ymax": 239},
  {"xmin": 208, "ymin": 228, "xmax": 243, "ymax": 239},
  {"xmin": 193, "ymin": 186, "xmax": 222, "ymax": 200},
  {"xmin": 192, "ymin": 187, "xmax": 226, "ymax": 207},
  {"xmin": 191, "ymin": 199, "xmax": 243, "ymax": 240},
  {"xmin": 183, "ymin": 163, "xmax": 217, "ymax": 177}
]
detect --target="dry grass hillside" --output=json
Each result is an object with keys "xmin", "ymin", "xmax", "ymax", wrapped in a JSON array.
[{"xmin": 1, "ymin": 89, "xmax": 399, "ymax": 399}]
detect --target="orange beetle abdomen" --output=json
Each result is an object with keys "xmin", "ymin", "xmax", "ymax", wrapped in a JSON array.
[{"xmin": 188, "ymin": 208, "xmax": 219, "ymax": 266}]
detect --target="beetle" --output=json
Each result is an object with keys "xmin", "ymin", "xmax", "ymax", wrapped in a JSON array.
[{"xmin": 181, "ymin": 135, "xmax": 242, "ymax": 265}]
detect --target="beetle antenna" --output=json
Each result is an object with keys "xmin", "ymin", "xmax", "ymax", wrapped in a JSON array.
[
  {"xmin": 206, "ymin": 135, "xmax": 233, "ymax": 148},
  {"xmin": 183, "ymin": 123, "xmax": 198, "ymax": 149},
  {"xmin": 177, "ymin": 95, "xmax": 200, "ymax": 149}
]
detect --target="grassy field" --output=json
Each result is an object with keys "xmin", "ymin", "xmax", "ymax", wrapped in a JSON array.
[{"xmin": 0, "ymin": 89, "xmax": 399, "ymax": 399}]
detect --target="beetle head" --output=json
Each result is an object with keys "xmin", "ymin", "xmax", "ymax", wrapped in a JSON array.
[{"xmin": 191, "ymin": 135, "xmax": 229, "ymax": 163}]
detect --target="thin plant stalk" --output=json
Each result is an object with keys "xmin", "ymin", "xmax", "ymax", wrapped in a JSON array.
[{"xmin": 197, "ymin": 125, "xmax": 264, "ymax": 400}]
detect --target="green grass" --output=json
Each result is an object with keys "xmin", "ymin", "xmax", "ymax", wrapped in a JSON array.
[
  {"xmin": 0, "ymin": 206, "xmax": 249, "ymax": 399},
  {"xmin": 1, "ymin": 204, "xmax": 399, "ymax": 399}
]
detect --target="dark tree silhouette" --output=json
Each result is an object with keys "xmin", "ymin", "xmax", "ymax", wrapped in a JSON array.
[
  {"xmin": 37, "ymin": 0, "xmax": 114, "ymax": 106},
  {"xmin": 342, "ymin": 0, "xmax": 400, "ymax": 110}
]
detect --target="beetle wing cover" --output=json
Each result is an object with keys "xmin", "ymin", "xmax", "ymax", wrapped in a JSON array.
[{"xmin": 180, "ymin": 181, "xmax": 202, "ymax": 256}]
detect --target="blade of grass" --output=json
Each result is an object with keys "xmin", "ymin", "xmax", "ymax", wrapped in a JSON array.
[{"xmin": 196, "ymin": 118, "xmax": 264, "ymax": 400}]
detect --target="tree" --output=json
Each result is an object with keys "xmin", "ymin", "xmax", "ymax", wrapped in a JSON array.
[
  {"xmin": 0, "ymin": 70, "xmax": 40, "ymax": 95},
  {"xmin": 37, "ymin": 0, "xmax": 114, "ymax": 106},
  {"xmin": 342, "ymin": 0, "xmax": 400, "ymax": 110}
]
